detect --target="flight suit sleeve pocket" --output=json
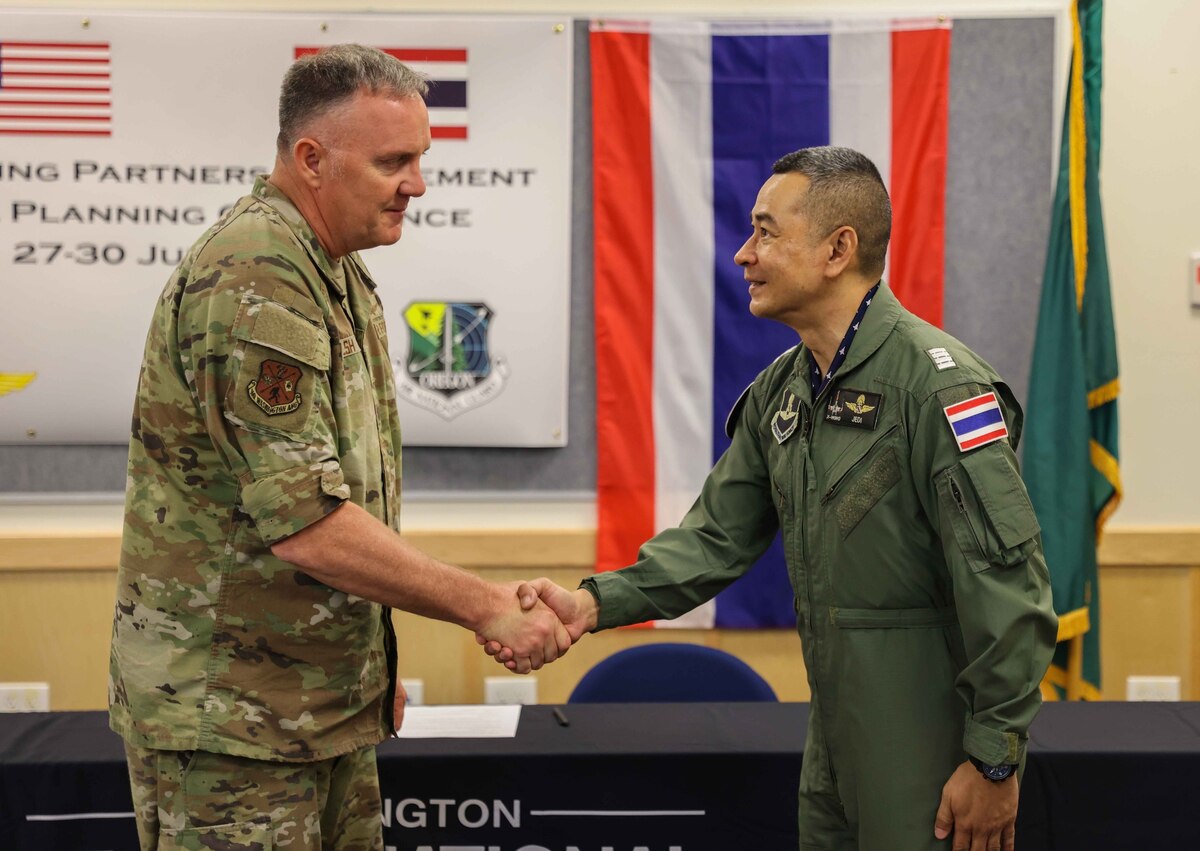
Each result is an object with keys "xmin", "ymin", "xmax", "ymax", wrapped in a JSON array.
[
  {"xmin": 940, "ymin": 446, "xmax": 1041, "ymax": 573},
  {"xmin": 225, "ymin": 297, "xmax": 331, "ymax": 437}
]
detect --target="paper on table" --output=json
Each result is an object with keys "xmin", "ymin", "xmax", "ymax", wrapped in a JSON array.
[{"xmin": 395, "ymin": 705, "xmax": 522, "ymax": 738}]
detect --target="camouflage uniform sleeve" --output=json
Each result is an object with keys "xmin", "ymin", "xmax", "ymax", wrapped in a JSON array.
[
  {"xmin": 910, "ymin": 380, "xmax": 1058, "ymax": 767},
  {"xmin": 178, "ymin": 257, "xmax": 350, "ymax": 545}
]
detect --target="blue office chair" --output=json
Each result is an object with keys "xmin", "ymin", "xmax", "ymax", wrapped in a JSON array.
[{"xmin": 567, "ymin": 642, "xmax": 777, "ymax": 703}]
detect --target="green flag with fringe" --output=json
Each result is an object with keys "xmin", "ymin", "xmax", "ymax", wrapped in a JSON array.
[{"xmin": 1024, "ymin": 0, "xmax": 1120, "ymax": 701}]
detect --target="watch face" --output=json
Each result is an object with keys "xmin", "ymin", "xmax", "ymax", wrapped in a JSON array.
[
  {"xmin": 984, "ymin": 763, "xmax": 1015, "ymax": 781},
  {"xmin": 971, "ymin": 756, "xmax": 1016, "ymax": 781}
]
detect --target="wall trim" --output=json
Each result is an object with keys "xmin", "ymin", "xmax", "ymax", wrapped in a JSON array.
[
  {"xmin": 0, "ymin": 528, "xmax": 597, "ymax": 571},
  {"xmin": 1, "ymin": 526, "xmax": 1193, "ymax": 572}
]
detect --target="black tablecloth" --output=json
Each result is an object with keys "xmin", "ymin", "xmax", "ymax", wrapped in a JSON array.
[{"xmin": 1, "ymin": 702, "xmax": 1198, "ymax": 850}]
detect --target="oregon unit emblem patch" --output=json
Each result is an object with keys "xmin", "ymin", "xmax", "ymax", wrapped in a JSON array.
[{"xmin": 396, "ymin": 301, "xmax": 508, "ymax": 420}]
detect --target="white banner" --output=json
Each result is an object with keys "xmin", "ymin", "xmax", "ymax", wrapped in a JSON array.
[{"xmin": 0, "ymin": 11, "xmax": 573, "ymax": 446}]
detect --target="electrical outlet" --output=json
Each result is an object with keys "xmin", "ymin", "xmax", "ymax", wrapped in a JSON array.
[
  {"xmin": 484, "ymin": 676, "xmax": 538, "ymax": 705},
  {"xmin": 400, "ymin": 678, "xmax": 424, "ymax": 707},
  {"xmin": 1126, "ymin": 675, "xmax": 1181, "ymax": 701},
  {"xmin": 0, "ymin": 682, "xmax": 50, "ymax": 712}
]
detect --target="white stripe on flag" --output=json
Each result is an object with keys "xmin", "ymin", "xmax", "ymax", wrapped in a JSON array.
[
  {"xmin": 0, "ymin": 104, "xmax": 109, "ymax": 115},
  {"xmin": 651, "ymin": 21, "xmax": 716, "ymax": 630},
  {"xmin": 0, "ymin": 62, "xmax": 111, "ymax": 75},
  {"xmin": 830, "ymin": 30, "xmax": 891, "ymax": 282},
  {"xmin": 0, "ymin": 45, "xmax": 109, "ymax": 59},
  {"xmin": 0, "ymin": 120, "xmax": 111, "ymax": 132},
  {"xmin": 426, "ymin": 107, "xmax": 468, "ymax": 124}
]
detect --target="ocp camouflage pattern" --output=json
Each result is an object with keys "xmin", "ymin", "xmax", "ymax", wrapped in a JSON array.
[
  {"xmin": 124, "ymin": 741, "xmax": 383, "ymax": 850},
  {"xmin": 110, "ymin": 176, "xmax": 403, "ymax": 762}
]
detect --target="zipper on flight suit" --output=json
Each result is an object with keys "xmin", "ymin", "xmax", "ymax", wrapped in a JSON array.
[
  {"xmin": 819, "ymin": 423, "xmax": 901, "ymax": 505},
  {"xmin": 949, "ymin": 473, "xmax": 986, "ymax": 556}
]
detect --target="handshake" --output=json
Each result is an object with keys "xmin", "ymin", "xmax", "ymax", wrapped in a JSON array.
[{"xmin": 473, "ymin": 578, "xmax": 600, "ymax": 674}]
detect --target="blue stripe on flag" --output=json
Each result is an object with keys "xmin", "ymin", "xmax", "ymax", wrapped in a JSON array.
[
  {"xmin": 952, "ymin": 408, "xmax": 1004, "ymax": 436},
  {"xmin": 424, "ymin": 80, "xmax": 467, "ymax": 109},
  {"xmin": 709, "ymin": 33, "xmax": 830, "ymax": 628}
]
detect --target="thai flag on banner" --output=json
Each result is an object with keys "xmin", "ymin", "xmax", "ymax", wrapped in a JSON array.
[
  {"xmin": 295, "ymin": 47, "xmax": 468, "ymax": 139},
  {"xmin": 0, "ymin": 41, "xmax": 111, "ymax": 137},
  {"xmin": 592, "ymin": 19, "xmax": 950, "ymax": 627}
]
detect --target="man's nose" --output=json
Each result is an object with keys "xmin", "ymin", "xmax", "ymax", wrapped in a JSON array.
[
  {"xmin": 405, "ymin": 169, "xmax": 427, "ymax": 198},
  {"xmin": 734, "ymin": 238, "xmax": 754, "ymax": 266}
]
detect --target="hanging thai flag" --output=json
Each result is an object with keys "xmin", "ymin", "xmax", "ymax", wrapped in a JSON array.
[
  {"xmin": 592, "ymin": 19, "xmax": 950, "ymax": 627},
  {"xmin": 0, "ymin": 41, "xmax": 111, "ymax": 137},
  {"xmin": 295, "ymin": 46, "xmax": 468, "ymax": 140}
]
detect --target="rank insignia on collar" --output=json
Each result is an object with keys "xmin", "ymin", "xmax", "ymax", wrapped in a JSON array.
[
  {"xmin": 771, "ymin": 389, "xmax": 801, "ymax": 444},
  {"xmin": 825, "ymin": 389, "xmax": 882, "ymax": 430}
]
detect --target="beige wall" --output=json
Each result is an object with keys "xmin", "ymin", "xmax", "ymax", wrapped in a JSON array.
[
  {"xmin": 0, "ymin": 0, "xmax": 1189, "ymax": 526},
  {"xmin": 2, "ymin": 527, "xmax": 1196, "ymax": 710}
]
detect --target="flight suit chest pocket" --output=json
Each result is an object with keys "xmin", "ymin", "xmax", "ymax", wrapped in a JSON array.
[
  {"xmin": 822, "ymin": 425, "xmax": 902, "ymax": 538},
  {"xmin": 939, "ymin": 445, "xmax": 1041, "ymax": 573},
  {"xmin": 226, "ymin": 296, "xmax": 330, "ymax": 437}
]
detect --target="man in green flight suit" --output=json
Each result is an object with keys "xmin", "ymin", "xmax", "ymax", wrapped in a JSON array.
[
  {"xmin": 110, "ymin": 45, "xmax": 569, "ymax": 851},
  {"xmin": 488, "ymin": 146, "xmax": 1057, "ymax": 851}
]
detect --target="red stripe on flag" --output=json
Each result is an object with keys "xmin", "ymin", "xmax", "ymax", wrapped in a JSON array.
[
  {"xmin": 431, "ymin": 126, "xmax": 467, "ymax": 139},
  {"xmin": 0, "ymin": 128, "xmax": 110, "ymax": 136},
  {"xmin": 0, "ymin": 113, "xmax": 109, "ymax": 121},
  {"xmin": 0, "ymin": 86, "xmax": 110, "ymax": 93},
  {"xmin": 592, "ymin": 29, "xmax": 656, "ymax": 574},
  {"xmin": 1, "ymin": 72, "xmax": 109, "ymax": 79},
  {"xmin": 944, "ymin": 392, "xmax": 997, "ymax": 417},
  {"xmin": 890, "ymin": 27, "xmax": 949, "ymax": 328},
  {"xmin": 295, "ymin": 47, "xmax": 467, "ymax": 62},
  {"xmin": 3, "ymin": 56, "xmax": 109, "ymax": 64},
  {"xmin": 0, "ymin": 42, "xmax": 109, "ymax": 49},
  {"xmin": 381, "ymin": 48, "xmax": 467, "ymax": 62},
  {"xmin": 960, "ymin": 427, "xmax": 1009, "ymax": 451},
  {"xmin": 0, "ymin": 100, "xmax": 110, "ymax": 107}
]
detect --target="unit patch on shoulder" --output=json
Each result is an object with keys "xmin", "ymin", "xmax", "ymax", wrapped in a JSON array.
[
  {"xmin": 826, "ymin": 389, "xmax": 881, "ymax": 430},
  {"xmin": 943, "ymin": 391, "xmax": 1008, "ymax": 452},
  {"xmin": 926, "ymin": 347, "xmax": 957, "ymax": 371},
  {"xmin": 248, "ymin": 359, "xmax": 303, "ymax": 416},
  {"xmin": 771, "ymin": 389, "xmax": 801, "ymax": 444}
]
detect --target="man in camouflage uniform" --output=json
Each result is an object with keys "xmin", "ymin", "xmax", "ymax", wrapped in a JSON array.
[
  {"xmin": 491, "ymin": 147, "xmax": 1057, "ymax": 851},
  {"xmin": 110, "ymin": 45, "xmax": 568, "ymax": 851}
]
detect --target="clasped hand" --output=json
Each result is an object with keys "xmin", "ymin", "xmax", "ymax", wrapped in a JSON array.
[
  {"xmin": 476, "ymin": 578, "xmax": 594, "ymax": 673},
  {"xmin": 474, "ymin": 581, "xmax": 573, "ymax": 674}
]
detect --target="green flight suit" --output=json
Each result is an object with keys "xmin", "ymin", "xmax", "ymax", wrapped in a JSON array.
[{"xmin": 582, "ymin": 283, "xmax": 1057, "ymax": 851}]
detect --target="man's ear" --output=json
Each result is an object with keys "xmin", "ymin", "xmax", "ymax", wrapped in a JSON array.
[
  {"xmin": 826, "ymin": 226, "xmax": 859, "ymax": 276},
  {"xmin": 292, "ymin": 136, "xmax": 326, "ymax": 189}
]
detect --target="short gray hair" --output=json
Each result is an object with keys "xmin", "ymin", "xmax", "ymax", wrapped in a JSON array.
[
  {"xmin": 772, "ymin": 146, "xmax": 892, "ymax": 279},
  {"xmin": 277, "ymin": 44, "xmax": 429, "ymax": 154}
]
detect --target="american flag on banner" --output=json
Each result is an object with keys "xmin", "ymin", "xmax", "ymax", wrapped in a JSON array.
[
  {"xmin": 295, "ymin": 47, "xmax": 468, "ymax": 139},
  {"xmin": 0, "ymin": 40, "xmax": 111, "ymax": 137}
]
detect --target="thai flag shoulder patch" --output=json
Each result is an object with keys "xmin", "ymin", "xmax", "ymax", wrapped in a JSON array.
[{"xmin": 943, "ymin": 391, "xmax": 1009, "ymax": 452}]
